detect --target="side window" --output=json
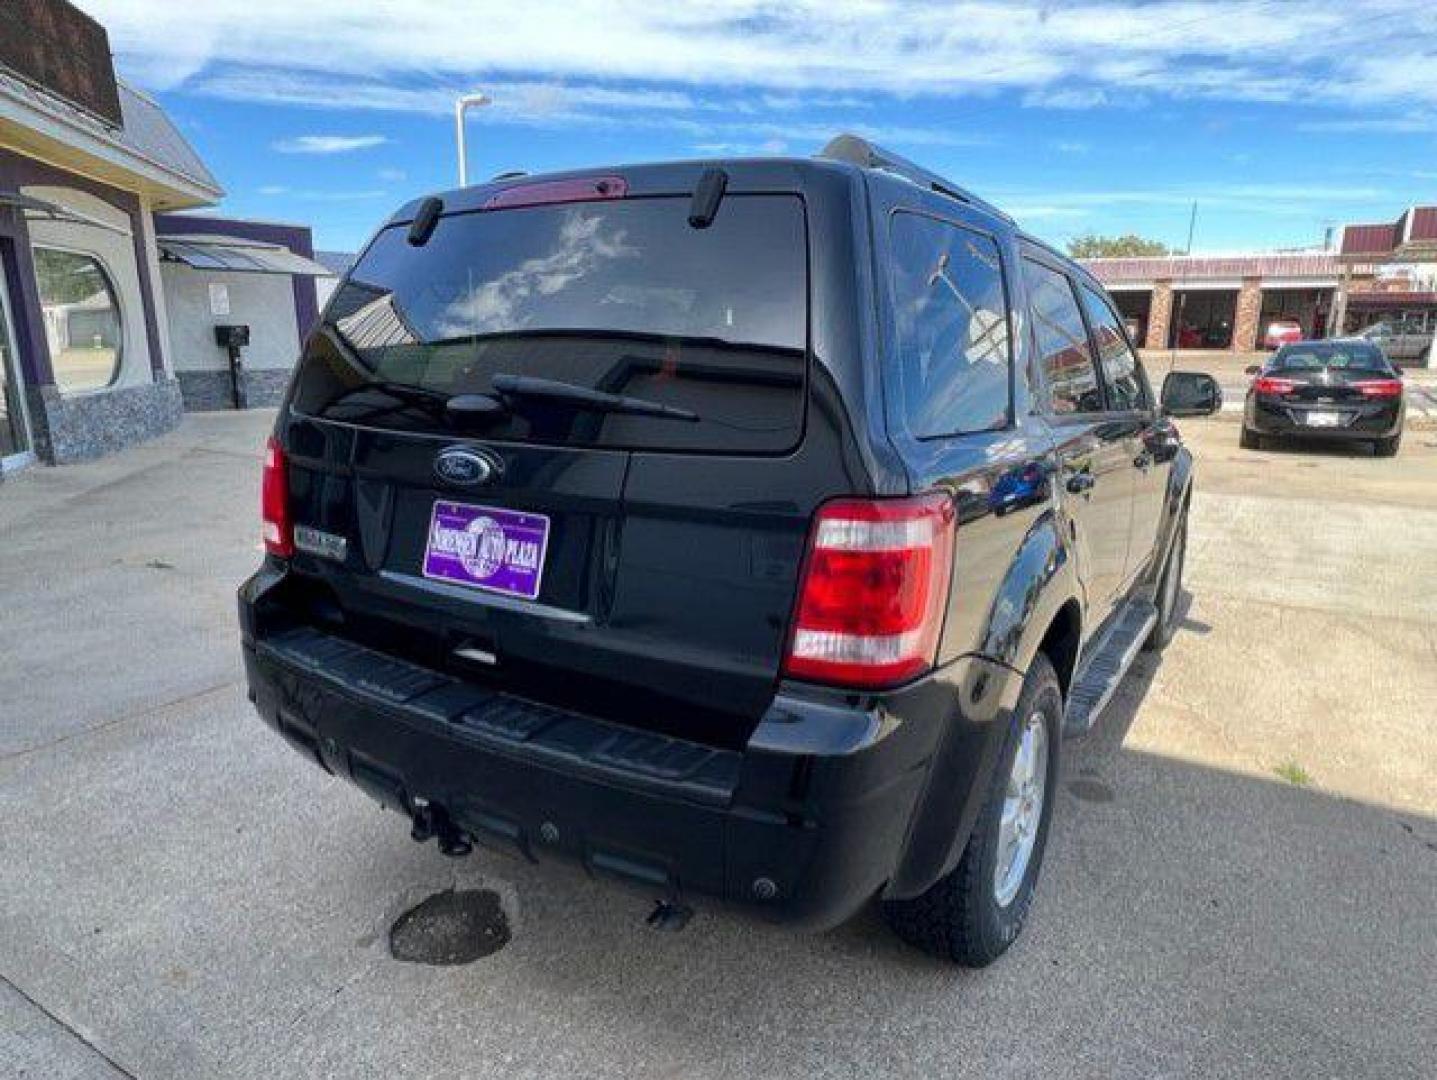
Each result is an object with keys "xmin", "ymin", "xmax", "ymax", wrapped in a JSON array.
[
  {"xmin": 1022, "ymin": 259, "xmax": 1102, "ymax": 414},
  {"xmin": 889, "ymin": 212, "xmax": 1011, "ymax": 437},
  {"xmin": 1081, "ymin": 285, "xmax": 1149, "ymax": 411},
  {"xmin": 32, "ymin": 247, "xmax": 123, "ymax": 394}
]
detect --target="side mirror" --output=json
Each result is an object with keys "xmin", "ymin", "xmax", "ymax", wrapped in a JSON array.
[
  {"xmin": 1161, "ymin": 371, "xmax": 1222, "ymax": 417},
  {"xmin": 1243, "ymin": 364, "xmax": 1261, "ymax": 377}
]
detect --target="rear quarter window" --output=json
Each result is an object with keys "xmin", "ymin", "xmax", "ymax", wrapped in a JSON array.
[{"xmin": 888, "ymin": 212, "xmax": 1012, "ymax": 438}]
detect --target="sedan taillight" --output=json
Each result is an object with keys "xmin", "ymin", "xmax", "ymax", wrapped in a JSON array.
[
  {"xmin": 1353, "ymin": 379, "xmax": 1403, "ymax": 399},
  {"xmin": 1252, "ymin": 376, "xmax": 1296, "ymax": 396},
  {"xmin": 783, "ymin": 494, "xmax": 956, "ymax": 689},
  {"xmin": 261, "ymin": 436, "xmax": 293, "ymax": 558}
]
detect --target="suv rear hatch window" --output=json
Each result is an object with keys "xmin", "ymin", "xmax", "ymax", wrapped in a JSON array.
[{"xmin": 292, "ymin": 194, "xmax": 808, "ymax": 453}]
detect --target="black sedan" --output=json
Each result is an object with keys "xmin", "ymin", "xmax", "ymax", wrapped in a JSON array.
[{"xmin": 1241, "ymin": 340, "xmax": 1405, "ymax": 456}]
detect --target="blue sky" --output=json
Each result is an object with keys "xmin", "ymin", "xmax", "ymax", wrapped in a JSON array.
[{"xmin": 82, "ymin": 0, "xmax": 1437, "ymax": 256}]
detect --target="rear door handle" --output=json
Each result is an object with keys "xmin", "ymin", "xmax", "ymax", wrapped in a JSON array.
[{"xmin": 1066, "ymin": 472, "xmax": 1095, "ymax": 495}]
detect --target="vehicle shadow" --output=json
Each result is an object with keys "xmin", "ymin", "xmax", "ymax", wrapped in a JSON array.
[
  {"xmin": 1247, "ymin": 436, "xmax": 1377, "ymax": 459},
  {"xmin": 309, "ymin": 587, "xmax": 1436, "ymax": 1076}
]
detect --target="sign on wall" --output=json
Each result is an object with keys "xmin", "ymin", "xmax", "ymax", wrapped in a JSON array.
[
  {"xmin": 0, "ymin": 0, "xmax": 124, "ymax": 129},
  {"xmin": 208, "ymin": 283, "xmax": 230, "ymax": 317}
]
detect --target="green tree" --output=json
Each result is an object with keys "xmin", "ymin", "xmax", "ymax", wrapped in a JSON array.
[{"xmin": 1066, "ymin": 233, "xmax": 1171, "ymax": 259}]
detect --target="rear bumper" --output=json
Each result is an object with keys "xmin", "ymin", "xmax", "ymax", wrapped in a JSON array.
[
  {"xmin": 1244, "ymin": 395, "xmax": 1403, "ymax": 440},
  {"xmin": 240, "ymin": 564, "xmax": 1019, "ymax": 930}
]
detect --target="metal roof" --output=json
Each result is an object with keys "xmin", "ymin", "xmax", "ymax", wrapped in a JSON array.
[
  {"xmin": 114, "ymin": 82, "xmax": 220, "ymax": 194},
  {"xmin": 1410, "ymin": 208, "xmax": 1437, "ymax": 244},
  {"xmin": 1339, "ymin": 207, "xmax": 1437, "ymax": 258},
  {"xmin": 314, "ymin": 250, "xmax": 356, "ymax": 277},
  {"xmin": 0, "ymin": 69, "xmax": 222, "ymax": 201},
  {"xmin": 158, "ymin": 234, "xmax": 329, "ymax": 276}
]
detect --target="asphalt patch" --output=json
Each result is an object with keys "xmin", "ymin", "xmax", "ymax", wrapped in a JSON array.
[{"xmin": 388, "ymin": 888, "xmax": 511, "ymax": 965}]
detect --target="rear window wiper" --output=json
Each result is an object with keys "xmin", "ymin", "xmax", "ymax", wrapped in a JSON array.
[{"xmin": 490, "ymin": 373, "xmax": 699, "ymax": 422}]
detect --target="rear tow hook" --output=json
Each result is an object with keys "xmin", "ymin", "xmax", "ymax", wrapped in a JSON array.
[
  {"xmin": 409, "ymin": 797, "xmax": 473, "ymax": 858},
  {"xmin": 645, "ymin": 899, "xmax": 693, "ymax": 932}
]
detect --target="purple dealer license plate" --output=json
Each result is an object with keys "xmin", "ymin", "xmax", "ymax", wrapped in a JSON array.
[{"xmin": 422, "ymin": 501, "xmax": 551, "ymax": 601}]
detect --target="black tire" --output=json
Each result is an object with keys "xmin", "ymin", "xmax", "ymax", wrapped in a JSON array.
[
  {"xmin": 1375, "ymin": 433, "xmax": 1400, "ymax": 458},
  {"xmin": 1239, "ymin": 426, "xmax": 1261, "ymax": 450},
  {"xmin": 882, "ymin": 654, "xmax": 1062, "ymax": 967},
  {"xmin": 1144, "ymin": 508, "xmax": 1187, "ymax": 652}
]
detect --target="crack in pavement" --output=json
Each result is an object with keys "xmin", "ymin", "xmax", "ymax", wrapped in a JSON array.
[
  {"xmin": 1, "ymin": 973, "xmax": 138, "ymax": 1080},
  {"xmin": 0, "ymin": 680, "xmax": 241, "ymax": 765}
]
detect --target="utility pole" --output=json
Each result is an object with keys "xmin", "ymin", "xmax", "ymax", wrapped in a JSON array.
[{"xmin": 454, "ymin": 92, "xmax": 491, "ymax": 187}]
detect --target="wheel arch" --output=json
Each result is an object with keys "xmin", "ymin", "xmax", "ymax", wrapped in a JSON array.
[{"xmin": 885, "ymin": 510, "xmax": 1082, "ymax": 901}]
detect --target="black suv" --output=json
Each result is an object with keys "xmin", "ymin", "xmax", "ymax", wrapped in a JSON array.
[{"xmin": 240, "ymin": 136, "xmax": 1219, "ymax": 966}]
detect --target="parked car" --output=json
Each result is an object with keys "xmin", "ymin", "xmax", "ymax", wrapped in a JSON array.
[
  {"xmin": 1358, "ymin": 317, "xmax": 1433, "ymax": 366},
  {"xmin": 1262, "ymin": 317, "xmax": 1303, "ymax": 350},
  {"xmin": 239, "ymin": 136, "xmax": 1219, "ymax": 966},
  {"xmin": 1241, "ymin": 340, "xmax": 1404, "ymax": 456}
]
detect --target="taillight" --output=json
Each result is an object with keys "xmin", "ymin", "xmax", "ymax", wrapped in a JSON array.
[
  {"xmin": 261, "ymin": 436, "xmax": 293, "ymax": 558},
  {"xmin": 1353, "ymin": 379, "xmax": 1402, "ymax": 399},
  {"xmin": 1252, "ymin": 376, "xmax": 1295, "ymax": 396},
  {"xmin": 783, "ymin": 494, "xmax": 956, "ymax": 689}
]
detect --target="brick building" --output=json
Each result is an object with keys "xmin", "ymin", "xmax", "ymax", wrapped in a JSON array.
[
  {"xmin": 1331, "ymin": 206, "xmax": 1437, "ymax": 342},
  {"xmin": 1080, "ymin": 252, "xmax": 1340, "ymax": 352}
]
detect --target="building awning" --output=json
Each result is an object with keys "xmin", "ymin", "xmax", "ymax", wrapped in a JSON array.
[
  {"xmin": 0, "ymin": 190, "xmax": 131, "ymax": 235},
  {"xmin": 157, "ymin": 234, "xmax": 332, "ymax": 277}
]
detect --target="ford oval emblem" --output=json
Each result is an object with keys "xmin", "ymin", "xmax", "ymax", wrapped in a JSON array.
[{"xmin": 434, "ymin": 446, "xmax": 499, "ymax": 487}]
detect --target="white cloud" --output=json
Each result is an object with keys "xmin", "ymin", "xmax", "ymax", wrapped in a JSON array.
[
  {"xmin": 256, "ymin": 185, "xmax": 387, "ymax": 201},
  {"xmin": 78, "ymin": 0, "xmax": 1437, "ymax": 124},
  {"xmin": 272, "ymin": 134, "xmax": 389, "ymax": 154},
  {"xmin": 1297, "ymin": 116, "xmax": 1437, "ymax": 134},
  {"xmin": 1025, "ymin": 88, "xmax": 1110, "ymax": 111}
]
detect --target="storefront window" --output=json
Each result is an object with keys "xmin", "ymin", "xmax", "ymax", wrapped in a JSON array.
[{"xmin": 32, "ymin": 247, "xmax": 123, "ymax": 393}]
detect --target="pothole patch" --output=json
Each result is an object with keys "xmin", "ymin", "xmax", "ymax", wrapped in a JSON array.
[{"xmin": 388, "ymin": 888, "xmax": 511, "ymax": 965}]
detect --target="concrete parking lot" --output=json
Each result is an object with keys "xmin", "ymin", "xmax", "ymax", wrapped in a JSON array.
[{"xmin": 3, "ymin": 409, "xmax": 1435, "ymax": 1079}]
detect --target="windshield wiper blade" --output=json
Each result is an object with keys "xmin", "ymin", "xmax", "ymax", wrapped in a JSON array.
[{"xmin": 490, "ymin": 373, "xmax": 699, "ymax": 422}]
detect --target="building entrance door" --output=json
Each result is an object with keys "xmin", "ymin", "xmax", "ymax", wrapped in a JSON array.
[{"xmin": 1, "ymin": 259, "xmax": 35, "ymax": 468}]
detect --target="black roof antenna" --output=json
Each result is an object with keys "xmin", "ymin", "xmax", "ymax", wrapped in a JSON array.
[
  {"xmin": 407, "ymin": 196, "xmax": 443, "ymax": 246},
  {"xmin": 688, "ymin": 167, "xmax": 728, "ymax": 229}
]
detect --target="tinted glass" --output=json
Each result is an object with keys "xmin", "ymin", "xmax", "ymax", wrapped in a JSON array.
[
  {"xmin": 889, "ymin": 213, "xmax": 1011, "ymax": 437},
  {"xmin": 1081, "ymin": 284, "xmax": 1148, "ymax": 410},
  {"xmin": 1271, "ymin": 343, "xmax": 1390, "ymax": 373},
  {"xmin": 32, "ymin": 247, "xmax": 122, "ymax": 394},
  {"xmin": 1023, "ymin": 259, "xmax": 1102, "ymax": 414},
  {"xmin": 292, "ymin": 195, "xmax": 807, "ymax": 452}
]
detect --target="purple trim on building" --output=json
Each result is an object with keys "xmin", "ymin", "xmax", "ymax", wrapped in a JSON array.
[
  {"xmin": 154, "ymin": 213, "xmax": 320, "ymax": 341},
  {"xmin": 0, "ymin": 204, "xmax": 51, "ymax": 385},
  {"xmin": 0, "ymin": 147, "xmax": 167, "ymax": 380}
]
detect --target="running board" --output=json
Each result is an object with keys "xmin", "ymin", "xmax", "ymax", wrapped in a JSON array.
[{"xmin": 1064, "ymin": 599, "xmax": 1158, "ymax": 736}]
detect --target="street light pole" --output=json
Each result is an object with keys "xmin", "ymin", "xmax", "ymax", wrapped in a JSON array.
[{"xmin": 454, "ymin": 92, "xmax": 491, "ymax": 187}]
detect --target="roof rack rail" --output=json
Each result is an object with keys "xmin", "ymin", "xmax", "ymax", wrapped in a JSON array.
[{"xmin": 818, "ymin": 133, "xmax": 1013, "ymax": 224}]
